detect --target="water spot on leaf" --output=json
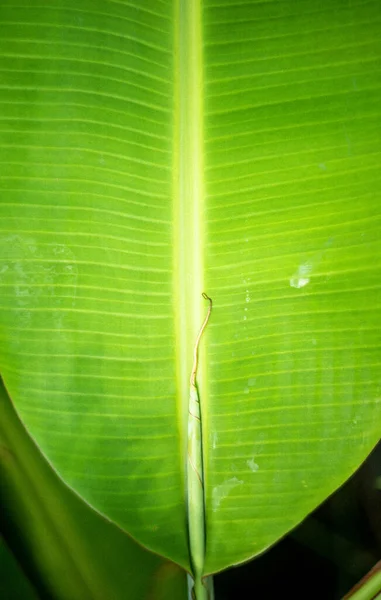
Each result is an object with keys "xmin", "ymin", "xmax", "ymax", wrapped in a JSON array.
[
  {"xmin": 289, "ymin": 240, "xmax": 333, "ymax": 290},
  {"xmin": 0, "ymin": 235, "xmax": 78, "ymax": 339},
  {"xmin": 247, "ymin": 458, "xmax": 259, "ymax": 472},
  {"xmin": 290, "ymin": 262, "xmax": 312, "ymax": 289},
  {"xmin": 212, "ymin": 477, "xmax": 244, "ymax": 512}
]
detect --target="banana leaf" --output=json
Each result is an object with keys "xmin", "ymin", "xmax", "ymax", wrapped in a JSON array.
[{"xmin": 0, "ymin": 0, "xmax": 380, "ymax": 593}]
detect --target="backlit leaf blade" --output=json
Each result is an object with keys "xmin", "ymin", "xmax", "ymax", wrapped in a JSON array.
[
  {"xmin": 0, "ymin": 0, "xmax": 380, "ymax": 579},
  {"xmin": 0, "ymin": 0, "xmax": 189, "ymax": 569},
  {"xmin": 202, "ymin": 0, "xmax": 381, "ymax": 573},
  {"xmin": 0, "ymin": 377, "xmax": 187, "ymax": 599}
]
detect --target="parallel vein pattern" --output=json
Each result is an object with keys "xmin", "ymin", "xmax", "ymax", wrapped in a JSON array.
[
  {"xmin": 0, "ymin": 0, "xmax": 189, "ymax": 569},
  {"xmin": 203, "ymin": 0, "xmax": 381, "ymax": 574},
  {"xmin": 0, "ymin": 0, "xmax": 381, "ymax": 580}
]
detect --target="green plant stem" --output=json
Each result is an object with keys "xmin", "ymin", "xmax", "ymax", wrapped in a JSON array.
[
  {"xmin": 188, "ymin": 574, "xmax": 212, "ymax": 600},
  {"xmin": 344, "ymin": 563, "xmax": 381, "ymax": 600},
  {"xmin": 194, "ymin": 576, "xmax": 209, "ymax": 600}
]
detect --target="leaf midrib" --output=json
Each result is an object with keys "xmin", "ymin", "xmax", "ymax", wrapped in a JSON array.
[{"xmin": 173, "ymin": 0, "xmax": 207, "ymax": 576}]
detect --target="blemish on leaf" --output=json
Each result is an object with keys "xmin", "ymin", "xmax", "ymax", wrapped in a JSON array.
[
  {"xmin": 212, "ymin": 477, "xmax": 243, "ymax": 512},
  {"xmin": 247, "ymin": 458, "xmax": 259, "ymax": 472}
]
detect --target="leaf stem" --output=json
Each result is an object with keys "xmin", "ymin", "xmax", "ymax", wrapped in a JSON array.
[
  {"xmin": 188, "ymin": 294, "xmax": 212, "ymax": 599},
  {"xmin": 343, "ymin": 561, "xmax": 381, "ymax": 600},
  {"xmin": 193, "ymin": 576, "xmax": 210, "ymax": 600}
]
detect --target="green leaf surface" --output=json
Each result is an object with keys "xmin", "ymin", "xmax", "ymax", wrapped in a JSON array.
[
  {"xmin": 0, "ymin": 377, "xmax": 187, "ymax": 600},
  {"xmin": 0, "ymin": 0, "xmax": 380, "ymax": 577}
]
